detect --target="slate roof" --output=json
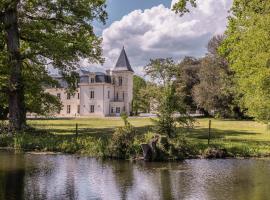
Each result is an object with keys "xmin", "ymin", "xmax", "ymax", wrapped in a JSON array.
[{"xmin": 113, "ymin": 47, "xmax": 134, "ymax": 72}]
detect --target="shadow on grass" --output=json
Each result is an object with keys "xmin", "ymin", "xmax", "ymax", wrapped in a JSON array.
[
  {"xmin": 32, "ymin": 125, "xmax": 154, "ymax": 139},
  {"xmin": 30, "ymin": 122, "xmax": 264, "ymax": 145},
  {"xmin": 184, "ymin": 127, "xmax": 261, "ymax": 140}
]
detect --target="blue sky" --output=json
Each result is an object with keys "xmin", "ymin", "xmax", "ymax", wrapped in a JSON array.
[{"xmin": 86, "ymin": 0, "xmax": 233, "ymax": 75}]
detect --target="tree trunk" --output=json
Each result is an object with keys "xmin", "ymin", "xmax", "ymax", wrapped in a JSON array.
[{"xmin": 3, "ymin": 6, "xmax": 26, "ymax": 131}]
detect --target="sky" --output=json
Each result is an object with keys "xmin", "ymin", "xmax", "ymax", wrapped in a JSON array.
[{"xmin": 82, "ymin": 0, "xmax": 233, "ymax": 75}]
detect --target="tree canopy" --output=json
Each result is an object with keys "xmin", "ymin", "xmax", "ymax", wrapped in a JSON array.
[
  {"xmin": 132, "ymin": 75, "xmax": 150, "ymax": 115},
  {"xmin": 0, "ymin": 0, "xmax": 107, "ymax": 130},
  {"xmin": 172, "ymin": 0, "xmax": 197, "ymax": 15},
  {"xmin": 221, "ymin": 0, "xmax": 270, "ymax": 122},
  {"xmin": 192, "ymin": 35, "xmax": 236, "ymax": 118},
  {"xmin": 145, "ymin": 58, "xmax": 193, "ymax": 137}
]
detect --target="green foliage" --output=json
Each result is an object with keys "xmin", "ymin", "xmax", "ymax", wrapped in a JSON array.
[
  {"xmin": 132, "ymin": 75, "xmax": 150, "ymax": 115},
  {"xmin": 110, "ymin": 120, "xmax": 136, "ymax": 159},
  {"xmin": 172, "ymin": 0, "xmax": 197, "ymax": 15},
  {"xmin": 145, "ymin": 58, "xmax": 176, "ymax": 86},
  {"xmin": 174, "ymin": 56, "xmax": 200, "ymax": 111},
  {"xmin": 169, "ymin": 135, "xmax": 198, "ymax": 159},
  {"xmin": 221, "ymin": 0, "xmax": 270, "ymax": 122},
  {"xmin": 0, "ymin": 0, "xmax": 107, "ymax": 128},
  {"xmin": 226, "ymin": 143, "xmax": 259, "ymax": 158},
  {"xmin": 145, "ymin": 58, "xmax": 193, "ymax": 137},
  {"xmin": 120, "ymin": 112, "xmax": 128, "ymax": 125},
  {"xmin": 154, "ymin": 85, "xmax": 178, "ymax": 137},
  {"xmin": 192, "ymin": 35, "xmax": 238, "ymax": 118},
  {"xmin": 1, "ymin": 118, "xmax": 270, "ymax": 160}
]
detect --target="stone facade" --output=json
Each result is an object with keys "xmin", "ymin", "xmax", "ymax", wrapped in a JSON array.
[{"xmin": 46, "ymin": 47, "xmax": 134, "ymax": 117}]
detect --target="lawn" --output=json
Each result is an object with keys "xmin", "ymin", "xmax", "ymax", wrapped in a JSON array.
[
  {"xmin": 3, "ymin": 117, "xmax": 270, "ymax": 157},
  {"xmin": 28, "ymin": 117, "xmax": 269, "ymax": 139},
  {"xmin": 28, "ymin": 117, "xmax": 154, "ymax": 138}
]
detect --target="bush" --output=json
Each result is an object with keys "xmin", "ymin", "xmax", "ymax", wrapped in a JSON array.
[
  {"xmin": 58, "ymin": 139, "xmax": 80, "ymax": 153},
  {"xmin": 227, "ymin": 144, "xmax": 259, "ymax": 157},
  {"xmin": 109, "ymin": 122, "xmax": 136, "ymax": 159}
]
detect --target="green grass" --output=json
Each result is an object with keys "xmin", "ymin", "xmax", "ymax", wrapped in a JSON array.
[
  {"xmin": 2, "ymin": 117, "xmax": 270, "ymax": 157},
  {"xmin": 28, "ymin": 117, "xmax": 153, "ymax": 138},
  {"xmin": 186, "ymin": 118, "xmax": 270, "ymax": 156}
]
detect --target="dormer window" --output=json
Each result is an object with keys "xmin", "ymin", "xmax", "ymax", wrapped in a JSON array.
[{"xmin": 119, "ymin": 77, "xmax": 122, "ymax": 86}]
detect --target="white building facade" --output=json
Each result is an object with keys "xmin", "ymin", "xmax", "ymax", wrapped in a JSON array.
[{"xmin": 46, "ymin": 47, "xmax": 134, "ymax": 117}]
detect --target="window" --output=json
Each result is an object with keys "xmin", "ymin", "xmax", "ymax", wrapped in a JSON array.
[
  {"xmin": 119, "ymin": 77, "xmax": 123, "ymax": 86},
  {"xmin": 123, "ymin": 92, "xmax": 125, "ymax": 100},
  {"xmin": 57, "ymin": 93, "xmax": 61, "ymax": 99},
  {"xmin": 90, "ymin": 105, "xmax": 95, "ymax": 113},
  {"xmin": 90, "ymin": 91, "xmax": 95, "ymax": 99},
  {"xmin": 67, "ymin": 105, "xmax": 71, "ymax": 114},
  {"xmin": 77, "ymin": 105, "xmax": 80, "ymax": 114},
  {"xmin": 108, "ymin": 91, "xmax": 110, "ymax": 99},
  {"xmin": 116, "ymin": 92, "xmax": 119, "ymax": 100},
  {"xmin": 91, "ymin": 77, "xmax": 95, "ymax": 83},
  {"xmin": 111, "ymin": 107, "xmax": 114, "ymax": 113},
  {"xmin": 112, "ymin": 78, "xmax": 115, "ymax": 85},
  {"xmin": 116, "ymin": 107, "xmax": 120, "ymax": 113},
  {"xmin": 67, "ymin": 93, "xmax": 71, "ymax": 100},
  {"xmin": 77, "ymin": 93, "xmax": 80, "ymax": 99}
]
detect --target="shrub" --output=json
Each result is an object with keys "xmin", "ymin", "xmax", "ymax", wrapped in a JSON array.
[
  {"xmin": 58, "ymin": 139, "xmax": 80, "ymax": 153},
  {"xmin": 110, "ymin": 122, "xmax": 136, "ymax": 159},
  {"xmin": 79, "ymin": 137, "xmax": 109, "ymax": 157},
  {"xmin": 227, "ymin": 144, "xmax": 259, "ymax": 157}
]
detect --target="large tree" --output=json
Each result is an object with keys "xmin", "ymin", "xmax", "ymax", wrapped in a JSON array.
[
  {"xmin": 0, "ymin": 0, "xmax": 107, "ymax": 130},
  {"xmin": 221, "ymin": 0, "xmax": 270, "ymax": 121},
  {"xmin": 192, "ymin": 35, "xmax": 239, "ymax": 118},
  {"xmin": 174, "ymin": 56, "xmax": 200, "ymax": 112},
  {"xmin": 145, "ymin": 58, "xmax": 192, "ymax": 137},
  {"xmin": 0, "ymin": 63, "xmax": 62, "ymax": 119}
]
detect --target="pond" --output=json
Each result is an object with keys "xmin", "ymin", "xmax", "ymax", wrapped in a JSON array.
[{"xmin": 0, "ymin": 150, "xmax": 269, "ymax": 200}]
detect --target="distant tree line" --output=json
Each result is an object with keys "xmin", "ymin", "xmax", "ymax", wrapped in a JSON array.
[{"xmin": 132, "ymin": 35, "xmax": 245, "ymax": 120}]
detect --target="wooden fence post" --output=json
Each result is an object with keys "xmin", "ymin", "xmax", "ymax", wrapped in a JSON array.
[
  {"xmin": 75, "ymin": 123, "xmax": 78, "ymax": 138},
  {"xmin": 208, "ymin": 120, "xmax": 211, "ymax": 145}
]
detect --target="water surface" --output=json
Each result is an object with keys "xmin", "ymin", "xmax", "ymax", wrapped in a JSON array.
[{"xmin": 0, "ymin": 151, "xmax": 269, "ymax": 200}]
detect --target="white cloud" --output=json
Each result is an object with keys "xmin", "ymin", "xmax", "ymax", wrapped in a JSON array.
[{"xmin": 86, "ymin": 0, "xmax": 232, "ymax": 75}]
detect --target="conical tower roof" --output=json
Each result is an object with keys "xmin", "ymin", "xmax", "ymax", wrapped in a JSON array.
[{"xmin": 113, "ymin": 47, "xmax": 134, "ymax": 72}]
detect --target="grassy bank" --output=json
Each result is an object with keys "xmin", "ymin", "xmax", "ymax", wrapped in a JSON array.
[{"xmin": 1, "ymin": 117, "xmax": 270, "ymax": 158}]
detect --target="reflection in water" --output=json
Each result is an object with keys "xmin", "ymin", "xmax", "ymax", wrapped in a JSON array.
[
  {"xmin": 0, "ymin": 152, "xmax": 25, "ymax": 200},
  {"xmin": 1, "ymin": 151, "xmax": 270, "ymax": 200}
]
